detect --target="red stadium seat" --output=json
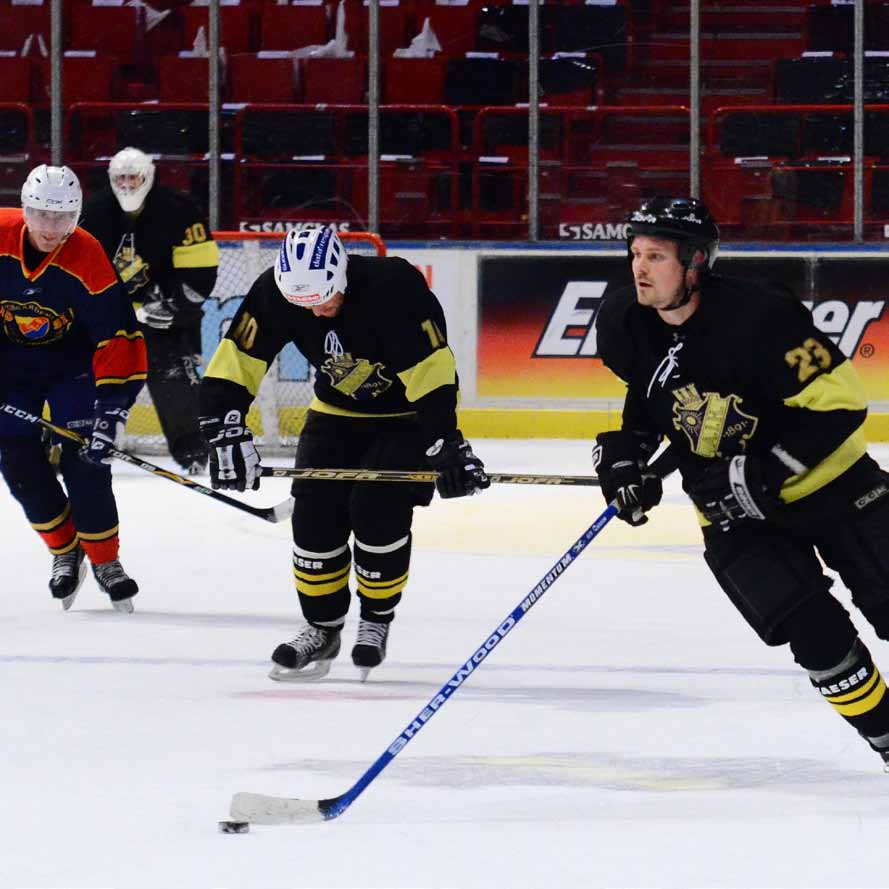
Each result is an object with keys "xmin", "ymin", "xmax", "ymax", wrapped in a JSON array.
[
  {"xmin": 415, "ymin": 0, "xmax": 479, "ymax": 58},
  {"xmin": 67, "ymin": 3, "xmax": 141, "ymax": 60},
  {"xmin": 259, "ymin": 4, "xmax": 328, "ymax": 51},
  {"xmin": 229, "ymin": 52, "xmax": 297, "ymax": 103},
  {"xmin": 342, "ymin": 0, "xmax": 410, "ymax": 55},
  {"xmin": 384, "ymin": 56, "xmax": 445, "ymax": 104},
  {"xmin": 0, "ymin": 3, "xmax": 49, "ymax": 54},
  {"xmin": 0, "ymin": 56, "xmax": 34, "ymax": 102},
  {"xmin": 181, "ymin": 3, "xmax": 253, "ymax": 54},
  {"xmin": 157, "ymin": 53, "xmax": 209, "ymax": 102},
  {"xmin": 301, "ymin": 56, "xmax": 366, "ymax": 103},
  {"xmin": 35, "ymin": 53, "xmax": 117, "ymax": 102}
]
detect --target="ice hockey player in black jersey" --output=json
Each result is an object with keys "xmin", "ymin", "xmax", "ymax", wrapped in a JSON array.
[
  {"xmin": 0, "ymin": 165, "xmax": 148, "ymax": 612},
  {"xmin": 199, "ymin": 227, "xmax": 489, "ymax": 681},
  {"xmin": 593, "ymin": 195, "xmax": 889, "ymax": 769},
  {"xmin": 80, "ymin": 147, "xmax": 219, "ymax": 474}
]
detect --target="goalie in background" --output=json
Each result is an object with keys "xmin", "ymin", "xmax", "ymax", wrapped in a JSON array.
[
  {"xmin": 80, "ymin": 147, "xmax": 219, "ymax": 474},
  {"xmin": 0, "ymin": 165, "xmax": 147, "ymax": 612},
  {"xmin": 199, "ymin": 227, "xmax": 489, "ymax": 681},
  {"xmin": 594, "ymin": 195, "xmax": 889, "ymax": 770}
]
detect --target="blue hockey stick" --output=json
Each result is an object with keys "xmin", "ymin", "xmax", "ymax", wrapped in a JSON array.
[{"xmin": 229, "ymin": 501, "xmax": 620, "ymax": 825}]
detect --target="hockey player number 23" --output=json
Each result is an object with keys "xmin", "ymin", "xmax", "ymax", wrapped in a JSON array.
[{"xmin": 784, "ymin": 337, "xmax": 832, "ymax": 383}]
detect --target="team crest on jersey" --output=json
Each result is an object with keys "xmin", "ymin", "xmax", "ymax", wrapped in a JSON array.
[
  {"xmin": 0, "ymin": 300, "xmax": 74, "ymax": 346},
  {"xmin": 671, "ymin": 384, "xmax": 758, "ymax": 458},
  {"xmin": 113, "ymin": 233, "xmax": 151, "ymax": 296},
  {"xmin": 320, "ymin": 353, "xmax": 392, "ymax": 399}
]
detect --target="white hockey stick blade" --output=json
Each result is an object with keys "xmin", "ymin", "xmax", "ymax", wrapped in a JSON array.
[
  {"xmin": 271, "ymin": 498, "xmax": 295, "ymax": 522},
  {"xmin": 230, "ymin": 792, "xmax": 326, "ymax": 824}
]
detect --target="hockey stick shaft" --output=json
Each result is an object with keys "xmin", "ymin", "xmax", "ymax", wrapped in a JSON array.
[
  {"xmin": 230, "ymin": 501, "xmax": 619, "ymax": 825},
  {"xmin": 0, "ymin": 403, "xmax": 293, "ymax": 524},
  {"xmin": 261, "ymin": 467, "xmax": 601, "ymax": 487}
]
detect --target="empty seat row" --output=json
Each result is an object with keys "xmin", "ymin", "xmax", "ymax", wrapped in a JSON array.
[
  {"xmin": 0, "ymin": 52, "xmax": 600, "ymax": 107},
  {"xmin": 0, "ymin": 0, "xmax": 630, "ymax": 62}
]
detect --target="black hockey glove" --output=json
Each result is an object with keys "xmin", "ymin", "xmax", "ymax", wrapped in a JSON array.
[
  {"xmin": 200, "ymin": 409, "xmax": 261, "ymax": 492},
  {"xmin": 81, "ymin": 403, "xmax": 129, "ymax": 466},
  {"xmin": 591, "ymin": 431, "xmax": 662, "ymax": 526},
  {"xmin": 425, "ymin": 431, "xmax": 490, "ymax": 499},
  {"xmin": 135, "ymin": 286, "xmax": 176, "ymax": 330},
  {"xmin": 688, "ymin": 455, "xmax": 784, "ymax": 532}
]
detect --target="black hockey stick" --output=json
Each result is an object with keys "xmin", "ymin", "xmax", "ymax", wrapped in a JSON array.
[
  {"xmin": 261, "ymin": 467, "xmax": 601, "ymax": 487},
  {"xmin": 228, "ymin": 445, "xmax": 676, "ymax": 825},
  {"xmin": 0, "ymin": 403, "xmax": 293, "ymax": 524}
]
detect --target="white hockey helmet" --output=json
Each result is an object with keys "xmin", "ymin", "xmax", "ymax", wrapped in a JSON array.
[
  {"xmin": 108, "ymin": 146, "xmax": 155, "ymax": 212},
  {"xmin": 21, "ymin": 164, "xmax": 82, "ymax": 238},
  {"xmin": 274, "ymin": 227, "xmax": 348, "ymax": 307}
]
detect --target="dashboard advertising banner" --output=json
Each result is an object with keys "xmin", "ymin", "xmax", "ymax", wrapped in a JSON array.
[{"xmin": 477, "ymin": 254, "xmax": 889, "ymax": 403}]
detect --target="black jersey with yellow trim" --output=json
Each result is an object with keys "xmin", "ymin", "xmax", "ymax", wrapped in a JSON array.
[
  {"xmin": 80, "ymin": 184, "xmax": 219, "ymax": 306},
  {"xmin": 0, "ymin": 208, "xmax": 147, "ymax": 403},
  {"xmin": 200, "ymin": 255, "xmax": 459, "ymax": 447},
  {"xmin": 597, "ymin": 273, "xmax": 868, "ymax": 506}
]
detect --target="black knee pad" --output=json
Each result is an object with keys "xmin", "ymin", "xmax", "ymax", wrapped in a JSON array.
[
  {"xmin": 820, "ymin": 484, "xmax": 889, "ymax": 624},
  {"xmin": 704, "ymin": 529, "xmax": 832, "ymax": 645},
  {"xmin": 782, "ymin": 592, "xmax": 858, "ymax": 671}
]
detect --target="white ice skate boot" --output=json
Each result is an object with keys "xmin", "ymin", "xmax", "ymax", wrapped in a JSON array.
[
  {"xmin": 49, "ymin": 545, "xmax": 86, "ymax": 610},
  {"xmin": 269, "ymin": 625, "xmax": 341, "ymax": 681},
  {"xmin": 351, "ymin": 618, "xmax": 390, "ymax": 681},
  {"xmin": 92, "ymin": 560, "xmax": 138, "ymax": 613}
]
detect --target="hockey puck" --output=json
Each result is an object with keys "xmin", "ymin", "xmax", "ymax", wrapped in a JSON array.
[{"xmin": 218, "ymin": 820, "xmax": 250, "ymax": 834}]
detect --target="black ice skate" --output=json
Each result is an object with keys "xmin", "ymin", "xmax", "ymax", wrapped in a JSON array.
[
  {"xmin": 49, "ymin": 545, "xmax": 86, "ymax": 610},
  {"xmin": 351, "ymin": 618, "xmax": 390, "ymax": 681},
  {"xmin": 269, "ymin": 625, "xmax": 341, "ymax": 682},
  {"xmin": 92, "ymin": 560, "xmax": 138, "ymax": 613}
]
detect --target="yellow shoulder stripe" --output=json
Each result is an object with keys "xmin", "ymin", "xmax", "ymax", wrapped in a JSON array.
[
  {"xmin": 780, "ymin": 429, "xmax": 867, "ymax": 503},
  {"xmin": 205, "ymin": 338, "xmax": 268, "ymax": 397},
  {"xmin": 783, "ymin": 359, "xmax": 867, "ymax": 413},
  {"xmin": 397, "ymin": 347, "xmax": 456, "ymax": 403},
  {"xmin": 172, "ymin": 239, "xmax": 219, "ymax": 270}
]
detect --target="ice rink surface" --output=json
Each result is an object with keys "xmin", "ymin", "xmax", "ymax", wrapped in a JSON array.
[{"xmin": 3, "ymin": 440, "xmax": 889, "ymax": 889}]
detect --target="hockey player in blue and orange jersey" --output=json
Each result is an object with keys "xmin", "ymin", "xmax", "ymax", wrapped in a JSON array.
[{"xmin": 0, "ymin": 164, "xmax": 148, "ymax": 612}]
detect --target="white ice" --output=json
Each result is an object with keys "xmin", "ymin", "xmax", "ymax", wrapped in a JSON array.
[{"xmin": 3, "ymin": 440, "xmax": 889, "ymax": 889}]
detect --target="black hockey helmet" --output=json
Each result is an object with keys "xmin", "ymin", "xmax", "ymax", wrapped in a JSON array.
[{"xmin": 626, "ymin": 197, "xmax": 720, "ymax": 272}]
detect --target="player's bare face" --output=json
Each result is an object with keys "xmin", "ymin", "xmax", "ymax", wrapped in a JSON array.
[
  {"xmin": 24, "ymin": 208, "xmax": 77, "ymax": 253},
  {"xmin": 310, "ymin": 292, "xmax": 345, "ymax": 318},
  {"xmin": 630, "ymin": 236, "xmax": 686, "ymax": 309}
]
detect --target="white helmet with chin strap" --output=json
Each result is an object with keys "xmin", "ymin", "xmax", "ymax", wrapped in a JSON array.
[
  {"xmin": 108, "ymin": 146, "xmax": 155, "ymax": 212},
  {"xmin": 21, "ymin": 164, "xmax": 82, "ymax": 238},
  {"xmin": 274, "ymin": 227, "xmax": 348, "ymax": 307}
]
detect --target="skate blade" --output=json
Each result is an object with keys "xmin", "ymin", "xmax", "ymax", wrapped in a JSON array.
[
  {"xmin": 112, "ymin": 597, "xmax": 135, "ymax": 614},
  {"xmin": 357, "ymin": 667, "xmax": 372, "ymax": 682},
  {"xmin": 57, "ymin": 564, "xmax": 87, "ymax": 611},
  {"xmin": 268, "ymin": 658, "xmax": 334, "ymax": 682}
]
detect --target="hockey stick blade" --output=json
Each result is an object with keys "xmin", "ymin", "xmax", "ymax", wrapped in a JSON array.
[
  {"xmin": 228, "ymin": 501, "xmax": 621, "ymax": 825},
  {"xmin": 230, "ymin": 792, "xmax": 338, "ymax": 824},
  {"xmin": 262, "ymin": 467, "xmax": 601, "ymax": 487},
  {"xmin": 0, "ymin": 403, "xmax": 292, "ymax": 524}
]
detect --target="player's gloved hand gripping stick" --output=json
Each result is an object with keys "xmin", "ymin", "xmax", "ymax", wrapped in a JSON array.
[{"xmin": 0, "ymin": 403, "xmax": 293, "ymax": 524}]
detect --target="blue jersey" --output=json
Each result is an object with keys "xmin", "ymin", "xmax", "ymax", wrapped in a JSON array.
[{"xmin": 0, "ymin": 208, "xmax": 147, "ymax": 406}]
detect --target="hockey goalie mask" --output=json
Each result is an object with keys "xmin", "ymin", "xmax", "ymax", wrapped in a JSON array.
[
  {"xmin": 21, "ymin": 164, "xmax": 82, "ymax": 249},
  {"xmin": 274, "ymin": 227, "xmax": 348, "ymax": 307},
  {"xmin": 108, "ymin": 147, "xmax": 156, "ymax": 213}
]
